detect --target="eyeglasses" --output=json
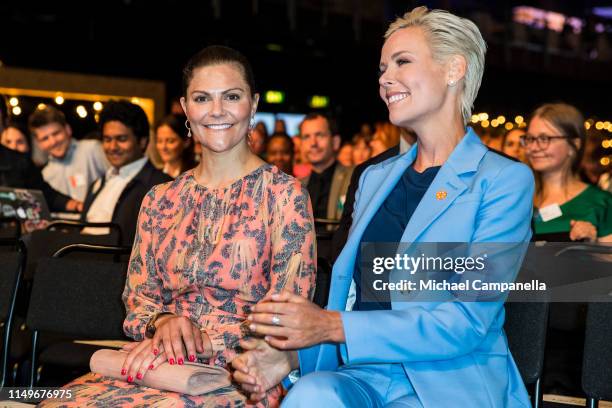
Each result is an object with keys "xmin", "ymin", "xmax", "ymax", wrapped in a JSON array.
[{"xmin": 519, "ymin": 134, "xmax": 568, "ymax": 149}]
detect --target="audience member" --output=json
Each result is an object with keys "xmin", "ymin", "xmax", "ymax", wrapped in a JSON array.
[
  {"xmin": 351, "ymin": 133, "xmax": 372, "ymax": 165},
  {"xmin": 0, "ymin": 94, "xmax": 79, "ymax": 211},
  {"xmin": 336, "ymin": 142, "xmax": 353, "ymax": 167},
  {"xmin": 501, "ymin": 128, "xmax": 525, "ymax": 161},
  {"xmin": 154, "ymin": 113, "xmax": 196, "ymax": 178},
  {"xmin": 524, "ymin": 103, "xmax": 612, "ymax": 242},
  {"xmin": 274, "ymin": 118, "xmax": 287, "ymax": 135},
  {"xmin": 299, "ymin": 112, "xmax": 353, "ymax": 221},
  {"xmin": 1, "ymin": 121, "xmax": 30, "ymax": 154},
  {"xmin": 266, "ymin": 132, "xmax": 294, "ymax": 175},
  {"xmin": 29, "ymin": 106, "xmax": 108, "ymax": 202},
  {"xmin": 579, "ymin": 134, "xmax": 606, "ymax": 184},
  {"xmin": 255, "ymin": 121, "xmax": 268, "ymax": 137},
  {"xmin": 292, "ymin": 136, "xmax": 312, "ymax": 178},
  {"xmin": 81, "ymin": 100, "xmax": 171, "ymax": 244},
  {"xmin": 248, "ymin": 125, "xmax": 266, "ymax": 157},
  {"xmin": 370, "ymin": 121, "xmax": 401, "ymax": 157}
]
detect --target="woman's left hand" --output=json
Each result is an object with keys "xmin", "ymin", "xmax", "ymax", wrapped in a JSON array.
[
  {"xmin": 247, "ymin": 290, "xmax": 345, "ymax": 349},
  {"xmin": 569, "ymin": 220, "xmax": 597, "ymax": 242}
]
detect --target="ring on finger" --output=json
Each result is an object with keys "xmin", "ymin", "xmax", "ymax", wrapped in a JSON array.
[{"xmin": 271, "ymin": 315, "xmax": 281, "ymax": 326}]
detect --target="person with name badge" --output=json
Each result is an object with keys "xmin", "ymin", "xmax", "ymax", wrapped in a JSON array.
[{"xmin": 523, "ymin": 103, "xmax": 612, "ymax": 242}]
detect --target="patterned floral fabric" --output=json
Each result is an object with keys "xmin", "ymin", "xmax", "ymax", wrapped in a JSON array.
[{"xmin": 40, "ymin": 164, "xmax": 316, "ymax": 407}]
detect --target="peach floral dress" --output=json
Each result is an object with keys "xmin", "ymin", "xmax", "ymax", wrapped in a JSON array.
[{"xmin": 40, "ymin": 164, "xmax": 316, "ymax": 407}]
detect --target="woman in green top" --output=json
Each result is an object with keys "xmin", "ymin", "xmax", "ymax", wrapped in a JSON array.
[{"xmin": 522, "ymin": 102, "xmax": 612, "ymax": 242}]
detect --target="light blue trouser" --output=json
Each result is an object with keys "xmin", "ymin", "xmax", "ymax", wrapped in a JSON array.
[{"xmin": 282, "ymin": 363, "xmax": 424, "ymax": 407}]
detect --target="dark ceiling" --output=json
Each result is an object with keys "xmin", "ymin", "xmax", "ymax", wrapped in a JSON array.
[{"xmin": 1, "ymin": 0, "xmax": 612, "ymax": 136}]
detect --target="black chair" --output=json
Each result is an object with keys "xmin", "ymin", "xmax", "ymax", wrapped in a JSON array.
[
  {"xmin": 582, "ymin": 302, "xmax": 612, "ymax": 408},
  {"xmin": 0, "ymin": 240, "xmax": 25, "ymax": 387},
  {"xmin": 504, "ymin": 302, "xmax": 550, "ymax": 408},
  {"xmin": 0, "ymin": 216, "xmax": 20, "ymax": 244},
  {"xmin": 23, "ymin": 221, "xmax": 123, "ymax": 280},
  {"xmin": 46, "ymin": 220, "xmax": 123, "ymax": 246},
  {"xmin": 25, "ymin": 244, "xmax": 131, "ymax": 387}
]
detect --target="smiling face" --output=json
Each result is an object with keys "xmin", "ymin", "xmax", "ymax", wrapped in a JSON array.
[
  {"xmin": 1, "ymin": 127, "xmax": 29, "ymax": 153},
  {"xmin": 266, "ymin": 136, "xmax": 293, "ymax": 174},
  {"xmin": 102, "ymin": 121, "xmax": 144, "ymax": 169},
  {"xmin": 299, "ymin": 116, "xmax": 340, "ymax": 168},
  {"xmin": 33, "ymin": 122, "xmax": 72, "ymax": 159},
  {"xmin": 156, "ymin": 124, "xmax": 187, "ymax": 165},
  {"xmin": 525, "ymin": 116, "xmax": 575, "ymax": 174},
  {"xmin": 180, "ymin": 63, "xmax": 258, "ymax": 155},
  {"xmin": 379, "ymin": 26, "xmax": 452, "ymax": 129}
]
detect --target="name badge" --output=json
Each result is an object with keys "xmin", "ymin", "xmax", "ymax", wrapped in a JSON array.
[
  {"xmin": 70, "ymin": 173, "xmax": 86, "ymax": 188},
  {"xmin": 539, "ymin": 203, "xmax": 563, "ymax": 222}
]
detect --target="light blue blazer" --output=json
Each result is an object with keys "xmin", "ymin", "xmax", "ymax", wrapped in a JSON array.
[{"xmin": 298, "ymin": 128, "xmax": 535, "ymax": 407}]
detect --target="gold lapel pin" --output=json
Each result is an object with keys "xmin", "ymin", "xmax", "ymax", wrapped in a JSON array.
[{"xmin": 435, "ymin": 190, "xmax": 448, "ymax": 200}]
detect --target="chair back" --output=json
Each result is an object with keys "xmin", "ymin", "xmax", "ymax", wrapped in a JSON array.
[
  {"xmin": 0, "ymin": 240, "xmax": 25, "ymax": 387},
  {"xmin": 26, "ymin": 256, "xmax": 128, "ymax": 339},
  {"xmin": 504, "ymin": 302, "xmax": 549, "ymax": 384},
  {"xmin": 582, "ymin": 302, "xmax": 612, "ymax": 402},
  {"xmin": 24, "ymin": 228, "xmax": 122, "ymax": 280}
]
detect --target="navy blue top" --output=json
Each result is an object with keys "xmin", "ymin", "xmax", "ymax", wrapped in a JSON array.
[{"xmin": 353, "ymin": 164, "xmax": 441, "ymax": 311}]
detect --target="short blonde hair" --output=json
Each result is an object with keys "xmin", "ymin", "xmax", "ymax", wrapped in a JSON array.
[{"xmin": 385, "ymin": 6, "xmax": 487, "ymax": 124}]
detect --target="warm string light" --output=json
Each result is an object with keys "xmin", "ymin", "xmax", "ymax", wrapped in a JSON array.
[{"xmin": 76, "ymin": 105, "xmax": 88, "ymax": 118}]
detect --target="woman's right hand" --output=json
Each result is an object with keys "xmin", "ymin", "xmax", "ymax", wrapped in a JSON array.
[
  {"xmin": 151, "ymin": 315, "xmax": 212, "ymax": 366},
  {"xmin": 120, "ymin": 338, "xmax": 168, "ymax": 383},
  {"xmin": 570, "ymin": 220, "xmax": 597, "ymax": 242}
]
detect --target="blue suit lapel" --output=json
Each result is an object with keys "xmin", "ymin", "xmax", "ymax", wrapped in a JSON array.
[
  {"xmin": 327, "ymin": 128, "xmax": 487, "ymax": 311},
  {"xmin": 402, "ymin": 128, "xmax": 487, "ymax": 243},
  {"xmin": 399, "ymin": 166, "xmax": 467, "ymax": 243},
  {"xmin": 327, "ymin": 148, "xmax": 416, "ymax": 310}
]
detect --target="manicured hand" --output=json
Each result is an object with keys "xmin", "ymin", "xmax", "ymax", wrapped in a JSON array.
[
  {"xmin": 120, "ymin": 339, "xmax": 167, "ymax": 382},
  {"xmin": 151, "ymin": 315, "xmax": 212, "ymax": 367}
]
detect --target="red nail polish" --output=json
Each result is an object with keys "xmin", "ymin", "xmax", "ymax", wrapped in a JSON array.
[
  {"xmin": 121, "ymin": 369, "xmax": 127, "ymax": 376},
  {"xmin": 136, "ymin": 372, "xmax": 143, "ymax": 380},
  {"xmin": 148, "ymin": 364, "xmax": 154, "ymax": 370},
  {"xmin": 188, "ymin": 355, "xmax": 196, "ymax": 362},
  {"xmin": 169, "ymin": 358, "xmax": 175, "ymax": 365},
  {"xmin": 153, "ymin": 348, "xmax": 159, "ymax": 355},
  {"xmin": 178, "ymin": 357, "xmax": 184, "ymax": 365},
  {"xmin": 127, "ymin": 375, "xmax": 133, "ymax": 383}
]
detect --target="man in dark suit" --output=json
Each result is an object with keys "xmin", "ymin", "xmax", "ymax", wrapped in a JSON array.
[
  {"xmin": 299, "ymin": 113, "xmax": 353, "ymax": 222},
  {"xmin": 81, "ymin": 100, "xmax": 171, "ymax": 245}
]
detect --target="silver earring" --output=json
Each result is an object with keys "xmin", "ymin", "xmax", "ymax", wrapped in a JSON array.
[
  {"xmin": 448, "ymin": 79, "xmax": 456, "ymax": 87},
  {"xmin": 185, "ymin": 119, "xmax": 192, "ymax": 138}
]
